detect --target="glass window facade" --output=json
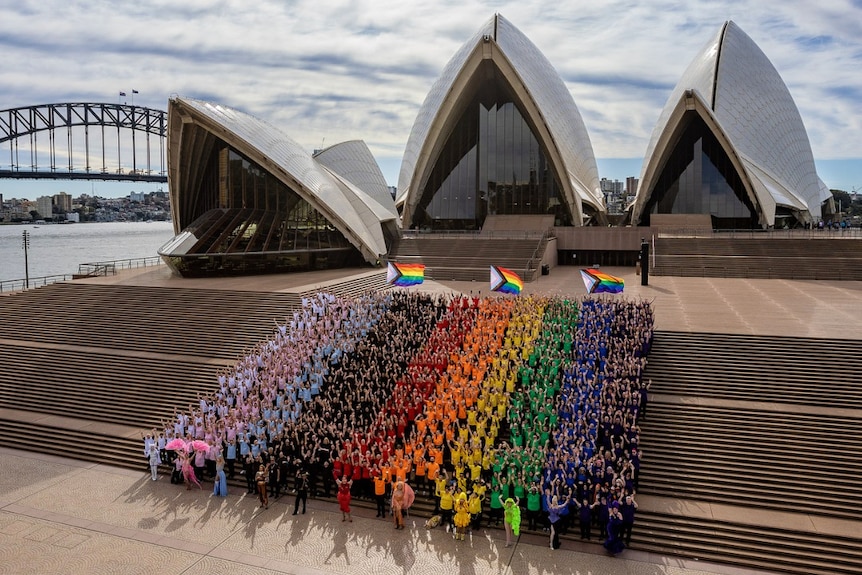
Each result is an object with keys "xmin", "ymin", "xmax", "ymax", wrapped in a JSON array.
[
  {"xmin": 163, "ymin": 142, "xmax": 363, "ymax": 277},
  {"xmin": 642, "ymin": 113, "xmax": 758, "ymax": 229},
  {"xmin": 412, "ymin": 62, "xmax": 570, "ymax": 230}
]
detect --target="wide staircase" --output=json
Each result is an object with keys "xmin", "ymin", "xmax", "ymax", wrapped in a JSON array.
[
  {"xmin": 633, "ymin": 330, "xmax": 862, "ymax": 575},
  {"xmin": 0, "ymin": 277, "xmax": 382, "ymax": 470},
  {"xmin": 651, "ymin": 235, "xmax": 862, "ymax": 280},
  {"xmin": 4, "ymin": 283, "xmax": 862, "ymax": 574}
]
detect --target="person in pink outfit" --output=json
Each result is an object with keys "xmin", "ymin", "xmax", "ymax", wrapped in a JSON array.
[{"xmin": 181, "ymin": 452, "xmax": 202, "ymax": 489}]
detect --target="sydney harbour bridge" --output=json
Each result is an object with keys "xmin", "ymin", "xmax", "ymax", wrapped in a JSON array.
[{"xmin": 0, "ymin": 102, "xmax": 167, "ymax": 183}]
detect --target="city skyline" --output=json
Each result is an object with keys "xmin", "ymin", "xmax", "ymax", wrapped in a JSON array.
[{"xmin": 1, "ymin": 0, "xmax": 860, "ymax": 199}]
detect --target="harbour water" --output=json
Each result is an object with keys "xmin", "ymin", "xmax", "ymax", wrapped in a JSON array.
[{"xmin": 0, "ymin": 221, "xmax": 175, "ymax": 284}]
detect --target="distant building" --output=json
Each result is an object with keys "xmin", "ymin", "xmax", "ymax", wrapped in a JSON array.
[
  {"xmin": 601, "ymin": 178, "xmax": 626, "ymax": 215},
  {"xmin": 36, "ymin": 196, "xmax": 53, "ymax": 219},
  {"xmin": 53, "ymin": 192, "xmax": 72, "ymax": 213},
  {"xmin": 130, "ymin": 191, "xmax": 145, "ymax": 202}
]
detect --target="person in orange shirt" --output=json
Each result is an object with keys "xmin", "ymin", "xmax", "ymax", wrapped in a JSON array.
[
  {"xmin": 425, "ymin": 458, "xmax": 440, "ymax": 497},
  {"xmin": 372, "ymin": 467, "xmax": 388, "ymax": 518},
  {"xmin": 393, "ymin": 457, "xmax": 410, "ymax": 483},
  {"xmin": 414, "ymin": 455, "xmax": 427, "ymax": 496}
]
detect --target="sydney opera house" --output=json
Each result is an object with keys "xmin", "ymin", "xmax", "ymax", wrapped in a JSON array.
[
  {"xmin": 159, "ymin": 15, "xmax": 827, "ymax": 277},
  {"xmin": 630, "ymin": 20, "xmax": 829, "ymax": 230}
]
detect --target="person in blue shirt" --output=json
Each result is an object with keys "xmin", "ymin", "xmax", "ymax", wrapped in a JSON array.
[{"xmin": 547, "ymin": 494, "xmax": 568, "ymax": 550}]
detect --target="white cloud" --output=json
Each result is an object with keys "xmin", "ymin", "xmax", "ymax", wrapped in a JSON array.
[{"xmin": 0, "ymin": 0, "xmax": 859, "ymax": 189}]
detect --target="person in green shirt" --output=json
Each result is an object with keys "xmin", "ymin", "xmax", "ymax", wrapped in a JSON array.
[
  {"xmin": 526, "ymin": 483, "xmax": 542, "ymax": 531},
  {"xmin": 488, "ymin": 474, "xmax": 503, "ymax": 526}
]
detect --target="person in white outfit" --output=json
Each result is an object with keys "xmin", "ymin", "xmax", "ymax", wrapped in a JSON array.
[{"xmin": 148, "ymin": 444, "xmax": 162, "ymax": 481}]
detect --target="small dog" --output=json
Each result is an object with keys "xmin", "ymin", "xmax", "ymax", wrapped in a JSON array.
[{"xmin": 425, "ymin": 515, "xmax": 442, "ymax": 529}]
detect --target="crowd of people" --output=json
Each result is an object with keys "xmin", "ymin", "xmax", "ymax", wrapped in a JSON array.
[{"xmin": 145, "ymin": 288, "xmax": 653, "ymax": 555}]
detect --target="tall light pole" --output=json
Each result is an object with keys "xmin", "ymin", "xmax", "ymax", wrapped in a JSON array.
[{"xmin": 22, "ymin": 230, "xmax": 30, "ymax": 289}]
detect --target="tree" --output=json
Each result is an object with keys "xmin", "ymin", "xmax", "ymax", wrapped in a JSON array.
[{"xmin": 831, "ymin": 189, "xmax": 851, "ymax": 214}]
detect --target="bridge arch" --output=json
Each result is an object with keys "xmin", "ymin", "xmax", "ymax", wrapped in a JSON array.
[{"xmin": 0, "ymin": 102, "xmax": 167, "ymax": 182}]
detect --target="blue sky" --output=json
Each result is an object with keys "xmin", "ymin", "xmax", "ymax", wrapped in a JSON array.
[{"xmin": 1, "ymin": 0, "xmax": 860, "ymax": 199}]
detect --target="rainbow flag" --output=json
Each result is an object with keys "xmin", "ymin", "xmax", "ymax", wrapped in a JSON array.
[
  {"xmin": 387, "ymin": 262, "xmax": 425, "ymax": 286},
  {"xmin": 580, "ymin": 268, "xmax": 624, "ymax": 294},
  {"xmin": 490, "ymin": 265, "xmax": 523, "ymax": 295}
]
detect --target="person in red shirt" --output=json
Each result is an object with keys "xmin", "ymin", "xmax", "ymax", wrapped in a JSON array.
[{"xmin": 336, "ymin": 475, "xmax": 353, "ymax": 522}]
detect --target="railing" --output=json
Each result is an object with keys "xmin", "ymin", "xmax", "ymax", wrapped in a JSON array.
[
  {"xmin": 0, "ymin": 274, "xmax": 75, "ymax": 293},
  {"xmin": 76, "ymin": 263, "xmax": 116, "ymax": 278},
  {"xmin": 0, "ymin": 256, "xmax": 164, "ymax": 293},
  {"xmin": 657, "ymin": 227, "xmax": 862, "ymax": 239},
  {"xmin": 525, "ymin": 227, "xmax": 555, "ymax": 281},
  {"xmin": 401, "ymin": 229, "xmax": 548, "ymax": 240},
  {"xmin": 77, "ymin": 256, "xmax": 163, "ymax": 276}
]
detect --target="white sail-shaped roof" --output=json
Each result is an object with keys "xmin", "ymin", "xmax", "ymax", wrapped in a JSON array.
[
  {"xmin": 397, "ymin": 13, "xmax": 603, "ymax": 226},
  {"xmin": 632, "ymin": 21, "xmax": 823, "ymax": 226},
  {"xmin": 167, "ymin": 97, "xmax": 390, "ymax": 262},
  {"xmin": 314, "ymin": 140, "xmax": 397, "ymax": 220}
]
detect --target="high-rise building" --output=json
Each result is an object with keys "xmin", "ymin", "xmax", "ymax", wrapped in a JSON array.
[
  {"xmin": 53, "ymin": 192, "xmax": 72, "ymax": 212},
  {"xmin": 36, "ymin": 196, "xmax": 53, "ymax": 219}
]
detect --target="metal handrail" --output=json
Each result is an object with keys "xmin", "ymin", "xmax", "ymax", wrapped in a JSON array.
[
  {"xmin": 0, "ymin": 274, "xmax": 75, "ymax": 293},
  {"xmin": 77, "ymin": 256, "xmax": 163, "ymax": 275},
  {"xmin": 1, "ymin": 256, "xmax": 164, "ymax": 293},
  {"xmin": 656, "ymin": 227, "xmax": 862, "ymax": 239}
]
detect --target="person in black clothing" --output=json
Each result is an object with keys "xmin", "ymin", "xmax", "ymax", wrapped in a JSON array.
[
  {"xmin": 638, "ymin": 380, "xmax": 650, "ymax": 420},
  {"xmin": 278, "ymin": 453, "xmax": 291, "ymax": 498},
  {"xmin": 244, "ymin": 454, "xmax": 256, "ymax": 494},
  {"xmin": 315, "ymin": 440, "xmax": 333, "ymax": 498},
  {"xmin": 269, "ymin": 459, "xmax": 281, "ymax": 498},
  {"xmin": 293, "ymin": 466, "xmax": 309, "ymax": 515}
]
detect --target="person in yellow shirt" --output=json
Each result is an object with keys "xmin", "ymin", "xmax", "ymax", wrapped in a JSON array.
[
  {"xmin": 439, "ymin": 483, "xmax": 455, "ymax": 531},
  {"xmin": 468, "ymin": 489, "xmax": 485, "ymax": 531},
  {"xmin": 469, "ymin": 460, "xmax": 482, "ymax": 483},
  {"xmin": 433, "ymin": 471, "xmax": 448, "ymax": 514},
  {"xmin": 453, "ymin": 492, "xmax": 471, "ymax": 541}
]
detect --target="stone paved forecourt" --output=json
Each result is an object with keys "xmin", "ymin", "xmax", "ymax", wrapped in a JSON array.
[{"xmin": 1, "ymin": 447, "xmax": 779, "ymax": 575}]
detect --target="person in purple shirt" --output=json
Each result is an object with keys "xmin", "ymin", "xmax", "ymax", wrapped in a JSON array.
[
  {"xmin": 603, "ymin": 502, "xmax": 625, "ymax": 555},
  {"xmin": 577, "ymin": 498, "xmax": 597, "ymax": 540},
  {"xmin": 620, "ymin": 493, "xmax": 638, "ymax": 546}
]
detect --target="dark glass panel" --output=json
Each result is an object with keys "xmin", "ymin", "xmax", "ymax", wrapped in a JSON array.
[
  {"xmin": 412, "ymin": 61, "xmax": 570, "ymax": 230},
  {"xmin": 171, "ymin": 138, "xmax": 362, "ymax": 275},
  {"xmin": 643, "ymin": 113, "xmax": 757, "ymax": 229}
]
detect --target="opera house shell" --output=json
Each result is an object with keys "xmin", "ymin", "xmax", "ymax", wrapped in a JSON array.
[
  {"xmin": 397, "ymin": 14, "xmax": 605, "ymax": 230},
  {"xmin": 159, "ymin": 97, "xmax": 398, "ymax": 277},
  {"xmin": 630, "ymin": 21, "xmax": 829, "ymax": 229}
]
